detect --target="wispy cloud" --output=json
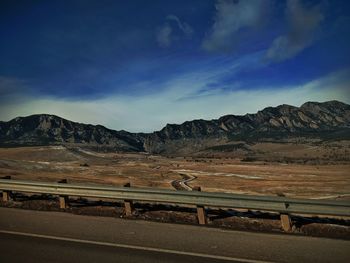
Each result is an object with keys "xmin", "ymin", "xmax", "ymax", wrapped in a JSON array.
[
  {"xmin": 0, "ymin": 77, "xmax": 27, "ymax": 96},
  {"xmin": 0, "ymin": 76, "xmax": 34, "ymax": 104},
  {"xmin": 202, "ymin": 0, "xmax": 270, "ymax": 52},
  {"xmin": 1, "ymin": 68, "xmax": 349, "ymax": 132},
  {"xmin": 166, "ymin": 15, "xmax": 193, "ymax": 37},
  {"xmin": 156, "ymin": 15, "xmax": 193, "ymax": 48},
  {"xmin": 156, "ymin": 24, "xmax": 173, "ymax": 47},
  {"xmin": 266, "ymin": 0, "xmax": 324, "ymax": 62}
]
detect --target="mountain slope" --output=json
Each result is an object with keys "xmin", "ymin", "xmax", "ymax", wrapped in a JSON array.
[
  {"xmin": 0, "ymin": 100, "xmax": 349, "ymax": 154},
  {"xmin": 0, "ymin": 114, "xmax": 145, "ymax": 152},
  {"xmin": 144, "ymin": 101, "xmax": 350, "ymax": 154}
]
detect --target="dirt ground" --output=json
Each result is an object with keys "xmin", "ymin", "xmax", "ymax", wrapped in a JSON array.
[
  {"xmin": 1, "ymin": 195, "xmax": 349, "ymax": 240},
  {"xmin": 0, "ymin": 145, "xmax": 349, "ymax": 200}
]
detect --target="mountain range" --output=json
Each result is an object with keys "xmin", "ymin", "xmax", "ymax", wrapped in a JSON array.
[{"xmin": 1, "ymin": 100, "xmax": 349, "ymax": 155}]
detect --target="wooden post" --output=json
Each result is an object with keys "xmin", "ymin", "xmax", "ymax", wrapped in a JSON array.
[
  {"xmin": 280, "ymin": 214, "xmax": 292, "ymax": 232},
  {"xmin": 193, "ymin": 186, "xmax": 207, "ymax": 225},
  {"xmin": 1, "ymin": 176, "xmax": 12, "ymax": 202},
  {"xmin": 58, "ymin": 179, "xmax": 68, "ymax": 209},
  {"xmin": 2, "ymin": 191, "xmax": 10, "ymax": 202},
  {"xmin": 124, "ymin": 183, "xmax": 134, "ymax": 216}
]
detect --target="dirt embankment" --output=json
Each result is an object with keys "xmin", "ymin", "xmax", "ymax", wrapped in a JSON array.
[{"xmin": 1, "ymin": 193, "xmax": 349, "ymax": 240}]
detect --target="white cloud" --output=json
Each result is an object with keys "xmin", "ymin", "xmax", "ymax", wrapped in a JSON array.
[
  {"xmin": 156, "ymin": 15, "xmax": 193, "ymax": 48},
  {"xmin": 202, "ymin": 0, "xmax": 270, "ymax": 52},
  {"xmin": 1, "ymin": 69, "xmax": 349, "ymax": 133},
  {"xmin": 166, "ymin": 15, "xmax": 193, "ymax": 37},
  {"xmin": 266, "ymin": 0, "xmax": 324, "ymax": 62}
]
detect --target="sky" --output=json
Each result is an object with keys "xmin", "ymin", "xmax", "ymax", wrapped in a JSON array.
[{"xmin": 0, "ymin": 0, "xmax": 350, "ymax": 132}]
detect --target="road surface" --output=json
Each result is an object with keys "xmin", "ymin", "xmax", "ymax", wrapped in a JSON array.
[{"xmin": 0, "ymin": 207, "xmax": 349, "ymax": 262}]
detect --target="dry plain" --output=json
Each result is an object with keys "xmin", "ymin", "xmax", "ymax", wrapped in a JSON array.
[{"xmin": 0, "ymin": 145, "xmax": 349, "ymax": 200}]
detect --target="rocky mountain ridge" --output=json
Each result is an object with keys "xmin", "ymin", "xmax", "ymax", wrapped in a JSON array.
[
  {"xmin": 144, "ymin": 100, "xmax": 350, "ymax": 154},
  {"xmin": 1, "ymin": 100, "xmax": 349, "ymax": 154},
  {"xmin": 0, "ymin": 114, "xmax": 145, "ymax": 152}
]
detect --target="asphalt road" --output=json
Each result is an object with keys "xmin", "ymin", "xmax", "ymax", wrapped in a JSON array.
[{"xmin": 0, "ymin": 207, "xmax": 349, "ymax": 263}]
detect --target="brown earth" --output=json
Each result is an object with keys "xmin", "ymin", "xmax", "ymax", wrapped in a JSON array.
[
  {"xmin": 0, "ymin": 145, "xmax": 349, "ymax": 200},
  {"xmin": 1, "ymin": 195, "xmax": 349, "ymax": 240},
  {"xmin": 0, "ymin": 145, "xmax": 349, "ymax": 239}
]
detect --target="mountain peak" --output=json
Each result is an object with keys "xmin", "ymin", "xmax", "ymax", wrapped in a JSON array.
[
  {"xmin": 301, "ymin": 100, "xmax": 348, "ymax": 108},
  {"xmin": 144, "ymin": 100, "xmax": 350, "ymax": 154},
  {"xmin": 0, "ymin": 114, "xmax": 145, "ymax": 151},
  {"xmin": 1, "ymin": 100, "xmax": 349, "ymax": 155}
]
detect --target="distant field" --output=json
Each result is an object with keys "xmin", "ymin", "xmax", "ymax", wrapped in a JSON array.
[
  {"xmin": 194, "ymin": 140, "xmax": 350, "ymax": 164},
  {"xmin": 0, "ymin": 145, "xmax": 349, "ymax": 200}
]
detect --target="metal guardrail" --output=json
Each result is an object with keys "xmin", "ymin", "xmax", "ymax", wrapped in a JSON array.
[{"xmin": 1, "ymin": 178, "xmax": 349, "ymax": 217}]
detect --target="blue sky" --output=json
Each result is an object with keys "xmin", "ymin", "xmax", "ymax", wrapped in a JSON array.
[{"xmin": 1, "ymin": 0, "xmax": 350, "ymax": 132}]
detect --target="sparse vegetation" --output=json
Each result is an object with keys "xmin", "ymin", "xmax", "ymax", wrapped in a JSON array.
[{"xmin": 1, "ymin": 146, "xmax": 348, "ymax": 200}]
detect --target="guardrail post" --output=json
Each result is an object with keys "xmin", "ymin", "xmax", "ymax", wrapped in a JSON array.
[
  {"xmin": 1, "ymin": 176, "xmax": 11, "ymax": 202},
  {"xmin": 123, "ymin": 183, "xmax": 134, "ymax": 216},
  {"xmin": 280, "ymin": 214, "xmax": 292, "ymax": 232},
  {"xmin": 193, "ymin": 186, "xmax": 207, "ymax": 225},
  {"xmin": 58, "ymin": 179, "xmax": 69, "ymax": 209}
]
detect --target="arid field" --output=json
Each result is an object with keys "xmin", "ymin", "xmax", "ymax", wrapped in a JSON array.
[{"xmin": 0, "ymin": 145, "xmax": 349, "ymax": 200}]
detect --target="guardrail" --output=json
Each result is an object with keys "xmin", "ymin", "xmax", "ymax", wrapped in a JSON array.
[{"xmin": 1, "ymin": 178, "xmax": 349, "ymax": 232}]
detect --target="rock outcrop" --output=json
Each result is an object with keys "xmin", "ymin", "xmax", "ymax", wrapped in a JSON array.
[
  {"xmin": 1, "ymin": 101, "xmax": 349, "ymax": 154},
  {"xmin": 0, "ymin": 114, "xmax": 145, "ymax": 152},
  {"xmin": 144, "ymin": 101, "xmax": 350, "ymax": 154}
]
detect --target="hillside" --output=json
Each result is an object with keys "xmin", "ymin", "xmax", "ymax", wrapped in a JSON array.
[
  {"xmin": 0, "ymin": 100, "xmax": 349, "ymax": 155},
  {"xmin": 0, "ymin": 114, "xmax": 145, "ymax": 152},
  {"xmin": 144, "ymin": 100, "xmax": 350, "ymax": 154}
]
